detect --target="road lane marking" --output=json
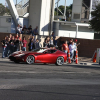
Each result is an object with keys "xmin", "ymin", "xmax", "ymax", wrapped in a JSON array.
[
  {"xmin": 0, "ymin": 71, "xmax": 91, "ymax": 74},
  {"xmin": 0, "ymin": 79, "xmax": 100, "ymax": 86}
]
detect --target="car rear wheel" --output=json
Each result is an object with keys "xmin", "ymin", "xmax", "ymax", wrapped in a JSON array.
[
  {"xmin": 56, "ymin": 57, "xmax": 64, "ymax": 66},
  {"xmin": 26, "ymin": 55, "xmax": 34, "ymax": 64}
]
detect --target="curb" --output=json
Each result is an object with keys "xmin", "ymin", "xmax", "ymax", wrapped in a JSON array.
[{"xmin": 79, "ymin": 62, "xmax": 99, "ymax": 66}]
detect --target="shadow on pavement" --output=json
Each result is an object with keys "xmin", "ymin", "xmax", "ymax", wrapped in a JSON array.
[{"xmin": 63, "ymin": 64, "xmax": 100, "ymax": 70}]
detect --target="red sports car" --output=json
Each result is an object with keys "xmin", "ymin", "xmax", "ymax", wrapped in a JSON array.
[{"xmin": 9, "ymin": 48, "xmax": 67, "ymax": 66}]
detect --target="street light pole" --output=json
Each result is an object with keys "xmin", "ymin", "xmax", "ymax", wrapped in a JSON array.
[{"xmin": 16, "ymin": 0, "xmax": 17, "ymax": 5}]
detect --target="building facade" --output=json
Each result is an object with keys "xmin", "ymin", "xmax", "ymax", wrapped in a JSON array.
[{"xmin": 0, "ymin": 0, "xmax": 100, "ymax": 39}]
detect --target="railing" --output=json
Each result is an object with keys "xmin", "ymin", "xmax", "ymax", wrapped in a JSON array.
[
  {"xmin": 16, "ymin": 0, "xmax": 29, "ymax": 8},
  {"xmin": 16, "ymin": 0, "xmax": 29, "ymax": 16},
  {"xmin": 54, "ymin": 0, "xmax": 67, "ymax": 20}
]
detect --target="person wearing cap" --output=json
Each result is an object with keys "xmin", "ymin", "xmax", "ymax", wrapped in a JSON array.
[
  {"xmin": 68, "ymin": 39, "xmax": 73, "ymax": 46},
  {"xmin": 69, "ymin": 41, "xmax": 76, "ymax": 61},
  {"xmin": 73, "ymin": 39, "xmax": 80, "ymax": 61},
  {"xmin": 74, "ymin": 39, "xmax": 80, "ymax": 49}
]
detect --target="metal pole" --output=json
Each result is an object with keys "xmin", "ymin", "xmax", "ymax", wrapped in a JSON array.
[
  {"xmin": 16, "ymin": 0, "xmax": 17, "ymax": 5},
  {"xmin": 89, "ymin": 0, "xmax": 92, "ymax": 20},
  {"xmin": 64, "ymin": 0, "xmax": 67, "ymax": 20},
  {"xmin": 49, "ymin": 0, "xmax": 55, "ymax": 36},
  {"xmin": 57, "ymin": 0, "xmax": 59, "ymax": 16},
  {"xmin": 76, "ymin": 25, "xmax": 78, "ymax": 38}
]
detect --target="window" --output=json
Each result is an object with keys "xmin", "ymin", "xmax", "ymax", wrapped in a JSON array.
[
  {"xmin": 45, "ymin": 50, "xmax": 57, "ymax": 54},
  {"xmin": 73, "ymin": 14, "xmax": 80, "ymax": 19}
]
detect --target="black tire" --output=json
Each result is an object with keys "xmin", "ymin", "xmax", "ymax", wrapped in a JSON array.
[
  {"xmin": 56, "ymin": 57, "xmax": 64, "ymax": 66},
  {"xmin": 26, "ymin": 55, "xmax": 34, "ymax": 64}
]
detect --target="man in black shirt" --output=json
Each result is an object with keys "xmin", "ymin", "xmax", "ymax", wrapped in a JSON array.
[
  {"xmin": 1, "ymin": 37, "xmax": 7, "ymax": 58},
  {"xmin": 9, "ymin": 36, "xmax": 15, "ymax": 53},
  {"xmin": 68, "ymin": 39, "xmax": 73, "ymax": 46},
  {"xmin": 14, "ymin": 38, "xmax": 20, "ymax": 51}
]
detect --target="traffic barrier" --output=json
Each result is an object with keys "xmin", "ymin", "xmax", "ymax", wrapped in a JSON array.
[
  {"xmin": 93, "ymin": 51, "xmax": 97, "ymax": 63},
  {"xmin": 68, "ymin": 49, "xmax": 71, "ymax": 63},
  {"xmin": 76, "ymin": 50, "xmax": 78, "ymax": 64}
]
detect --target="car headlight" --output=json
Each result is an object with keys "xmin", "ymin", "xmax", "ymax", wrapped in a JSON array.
[{"xmin": 14, "ymin": 53, "xmax": 25, "ymax": 57}]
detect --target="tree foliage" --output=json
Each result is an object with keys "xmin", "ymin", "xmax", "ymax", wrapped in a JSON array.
[
  {"xmin": 0, "ymin": 3, "xmax": 11, "ymax": 16},
  {"xmin": 54, "ymin": 4, "xmax": 72, "ymax": 21},
  {"xmin": 89, "ymin": 4, "xmax": 100, "ymax": 32}
]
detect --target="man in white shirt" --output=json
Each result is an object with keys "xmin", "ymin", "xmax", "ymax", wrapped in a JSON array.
[
  {"xmin": 69, "ymin": 41, "xmax": 76, "ymax": 60},
  {"xmin": 16, "ymin": 24, "xmax": 22, "ymax": 34}
]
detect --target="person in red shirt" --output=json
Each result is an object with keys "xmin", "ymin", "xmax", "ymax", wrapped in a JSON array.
[
  {"xmin": 15, "ymin": 33, "xmax": 21, "ymax": 41},
  {"xmin": 62, "ymin": 40, "xmax": 68, "ymax": 54},
  {"xmin": 22, "ymin": 36, "xmax": 27, "ymax": 51}
]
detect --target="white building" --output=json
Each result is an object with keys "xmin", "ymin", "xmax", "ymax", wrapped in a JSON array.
[{"xmin": 0, "ymin": 0, "xmax": 99, "ymax": 39}]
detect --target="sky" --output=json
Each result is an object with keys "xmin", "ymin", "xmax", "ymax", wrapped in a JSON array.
[
  {"xmin": 0, "ymin": 0, "xmax": 73, "ymax": 6},
  {"xmin": 55, "ymin": 0, "xmax": 73, "ymax": 6},
  {"xmin": 0, "ymin": 0, "xmax": 21, "ymax": 5}
]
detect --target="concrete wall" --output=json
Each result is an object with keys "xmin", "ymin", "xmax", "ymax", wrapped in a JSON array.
[
  {"xmin": 0, "ymin": 16, "xmax": 12, "ymax": 33},
  {"xmin": 58, "ymin": 25, "xmax": 94, "ymax": 39},
  {"xmin": 29, "ymin": 0, "xmax": 41, "ymax": 29},
  {"xmin": 0, "ymin": 16, "xmax": 29, "ymax": 34},
  {"xmin": 29, "ymin": 0, "xmax": 53, "ymax": 36},
  {"xmin": 72, "ymin": 0, "xmax": 82, "ymax": 22},
  {"xmin": 58, "ymin": 30, "xmax": 94, "ymax": 39},
  {"xmin": 58, "ymin": 37, "xmax": 100, "ymax": 57},
  {"xmin": 39, "ymin": 0, "xmax": 51, "ymax": 35},
  {"xmin": 11, "ymin": 18, "xmax": 16, "ymax": 33},
  {"xmin": 17, "ymin": 5, "xmax": 29, "ymax": 16},
  {"xmin": 19, "ymin": 18, "xmax": 29, "ymax": 28}
]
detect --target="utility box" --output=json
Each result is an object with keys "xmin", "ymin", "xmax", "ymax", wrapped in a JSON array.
[{"xmin": 96, "ymin": 48, "xmax": 100, "ymax": 64}]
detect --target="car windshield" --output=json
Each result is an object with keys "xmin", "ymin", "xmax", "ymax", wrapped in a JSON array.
[{"xmin": 32, "ymin": 48, "xmax": 47, "ymax": 53}]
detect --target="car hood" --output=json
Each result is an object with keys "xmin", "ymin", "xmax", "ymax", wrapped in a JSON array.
[{"xmin": 10, "ymin": 51, "xmax": 42, "ymax": 56}]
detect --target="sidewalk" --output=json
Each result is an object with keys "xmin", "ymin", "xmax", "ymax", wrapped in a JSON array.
[
  {"xmin": 0, "ymin": 53, "xmax": 99, "ymax": 66},
  {"xmin": 78, "ymin": 57, "xmax": 99, "ymax": 66}
]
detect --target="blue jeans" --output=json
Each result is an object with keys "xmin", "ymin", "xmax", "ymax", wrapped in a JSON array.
[
  {"xmin": 64, "ymin": 50, "xmax": 67, "ymax": 54},
  {"xmin": 6, "ymin": 45, "xmax": 11, "ymax": 57},
  {"xmin": 22, "ymin": 47, "xmax": 26, "ymax": 51},
  {"xmin": 70, "ymin": 51, "xmax": 74, "ymax": 59},
  {"xmin": 2, "ymin": 47, "xmax": 6, "ymax": 58}
]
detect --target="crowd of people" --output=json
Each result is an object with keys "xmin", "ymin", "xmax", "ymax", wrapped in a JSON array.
[
  {"xmin": 16, "ymin": 24, "xmax": 38, "ymax": 35},
  {"xmin": 1, "ymin": 24, "xmax": 80, "ymax": 61},
  {"xmin": 1, "ymin": 34, "xmax": 23, "ymax": 58},
  {"xmin": 1, "ymin": 34, "xmax": 42, "ymax": 58},
  {"xmin": 60, "ymin": 38, "xmax": 80, "ymax": 62}
]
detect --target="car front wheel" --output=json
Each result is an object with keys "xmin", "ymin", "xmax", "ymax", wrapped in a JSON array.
[
  {"xmin": 56, "ymin": 57, "xmax": 64, "ymax": 66},
  {"xmin": 26, "ymin": 55, "xmax": 34, "ymax": 64}
]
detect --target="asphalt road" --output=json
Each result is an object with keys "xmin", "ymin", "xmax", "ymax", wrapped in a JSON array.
[{"xmin": 0, "ymin": 58, "xmax": 100, "ymax": 100}]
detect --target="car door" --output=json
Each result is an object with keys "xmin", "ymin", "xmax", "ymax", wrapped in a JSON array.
[
  {"xmin": 35, "ymin": 53, "xmax": 44, "ymax": 63},
  {"xmin": 43, "ymin": 50, "xmax": 57, "ymax": 63}
]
